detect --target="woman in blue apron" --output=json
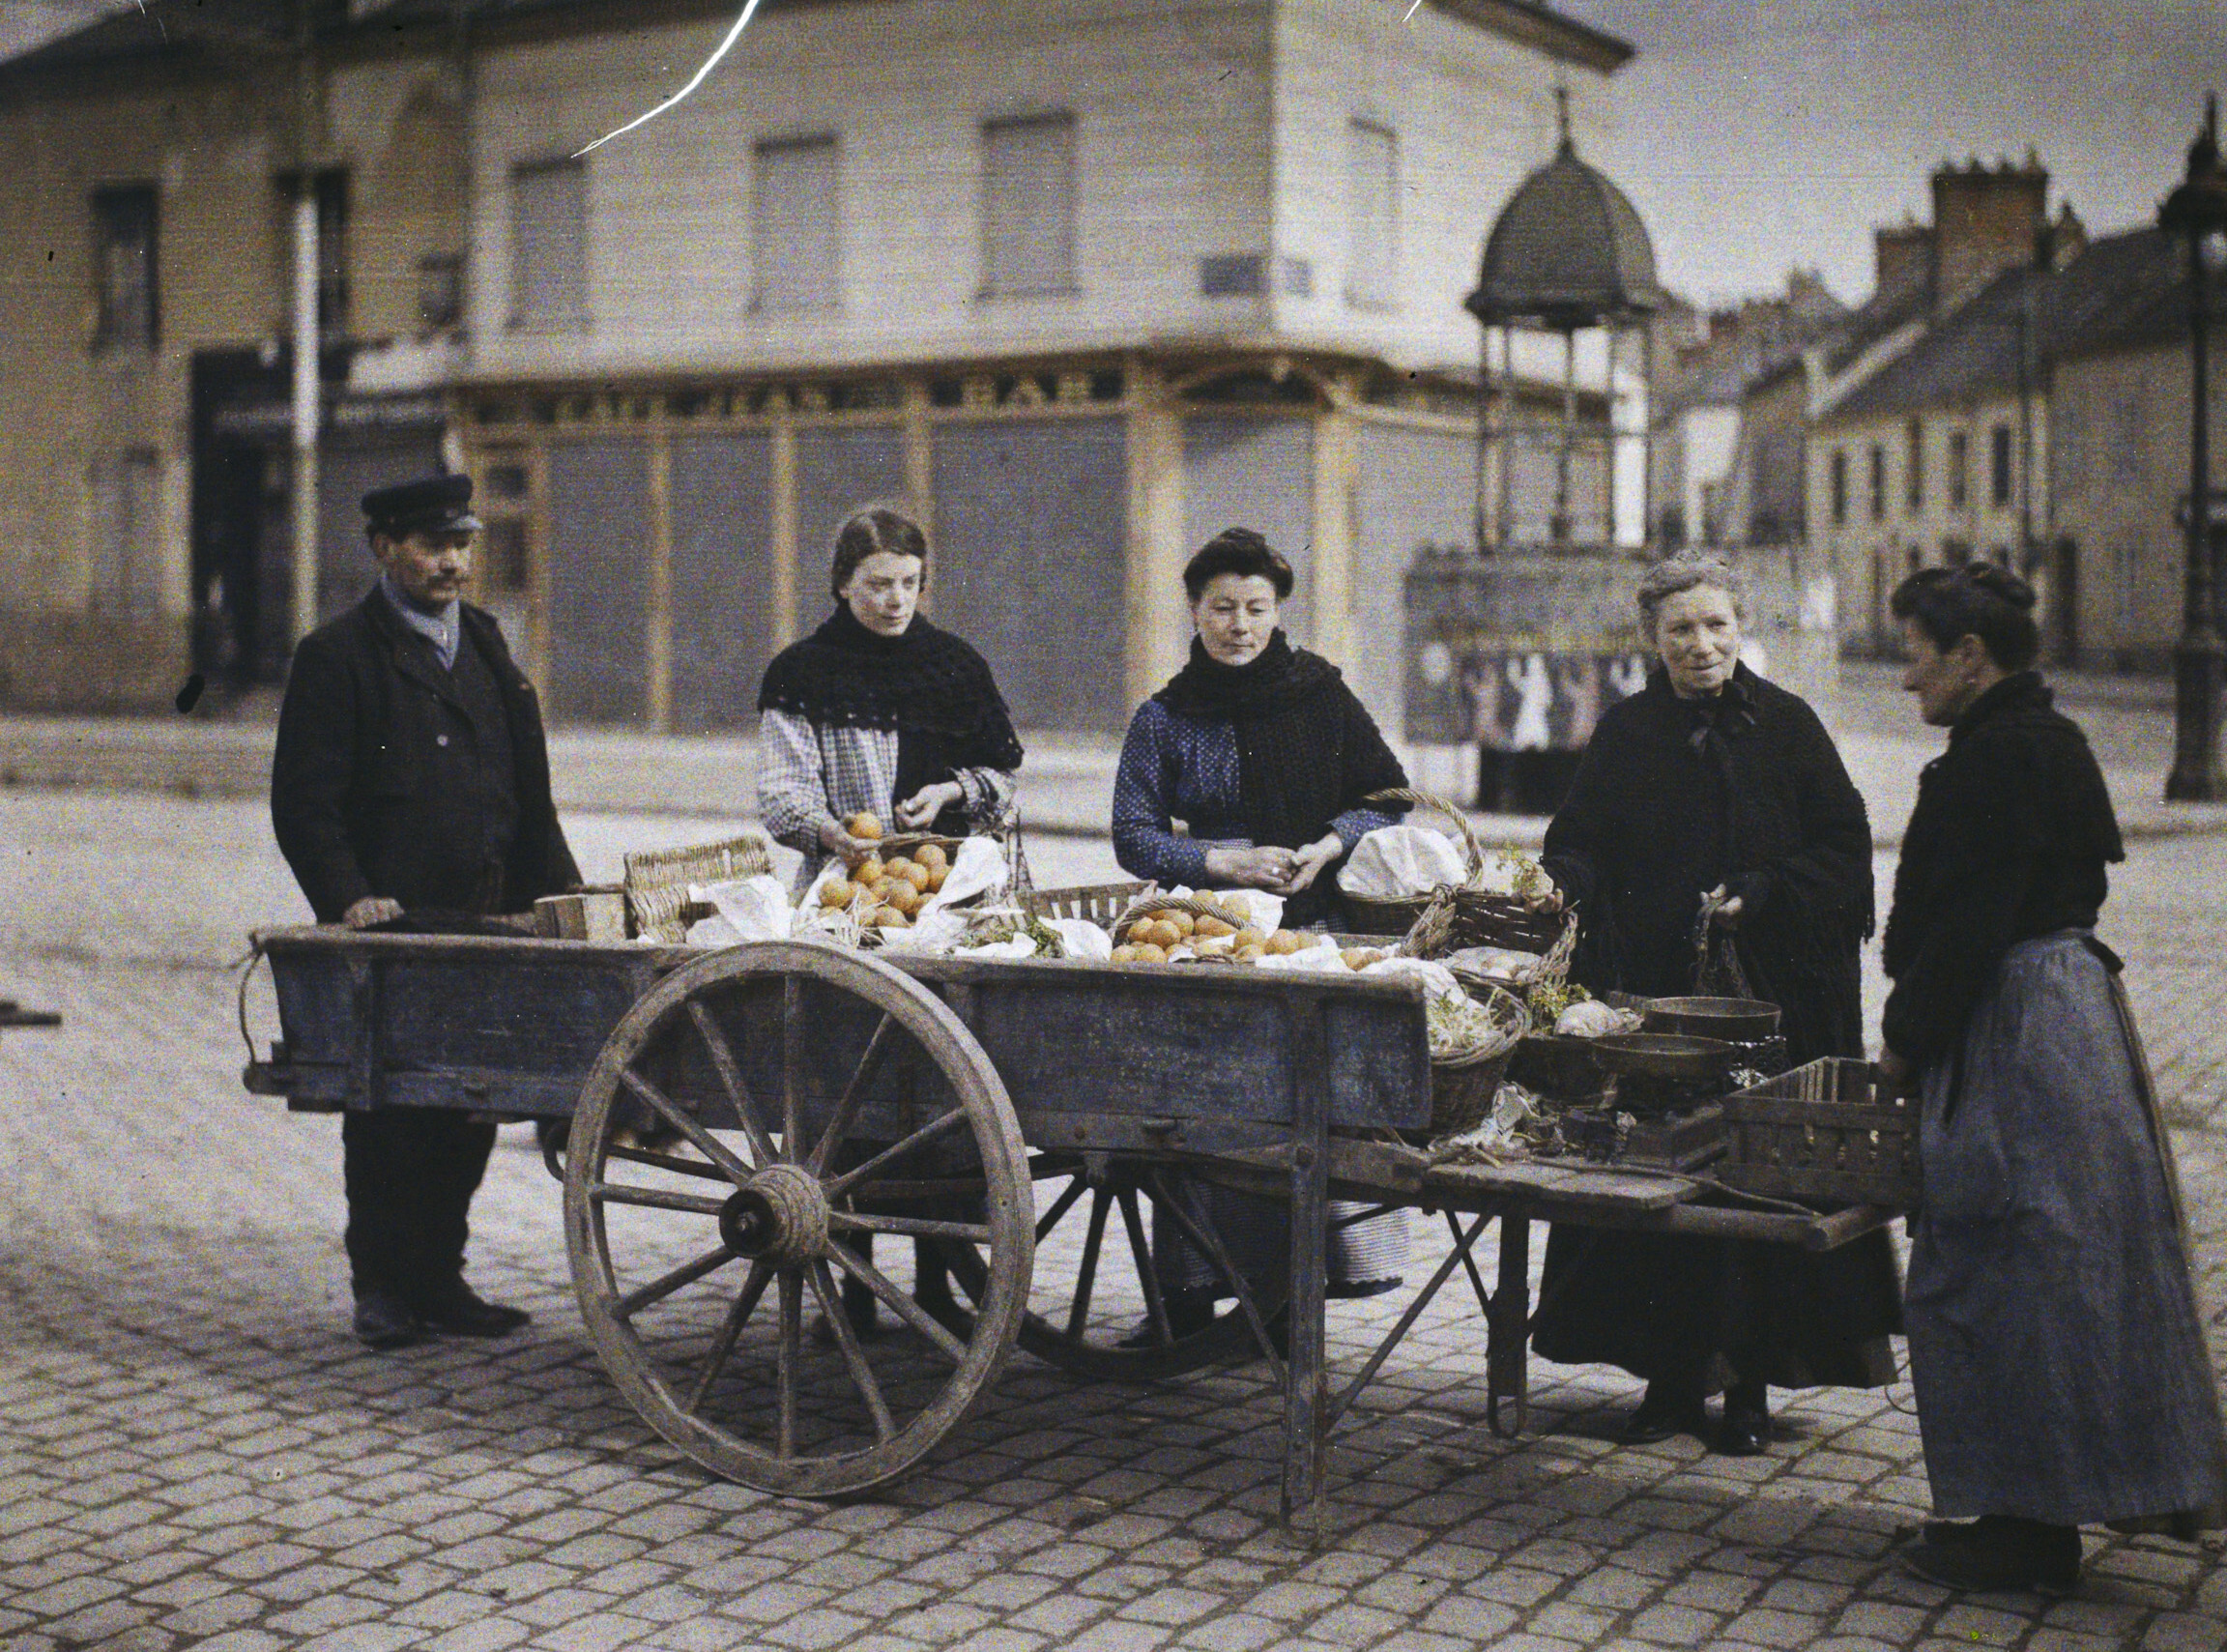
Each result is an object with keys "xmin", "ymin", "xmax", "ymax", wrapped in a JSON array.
[{"xmin": 1879, "ymin": 564, "xmax": 2226, "ymax": 1594}]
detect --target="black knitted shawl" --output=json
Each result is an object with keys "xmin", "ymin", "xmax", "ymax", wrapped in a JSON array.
[
  {"xmin": 1153, "ymin": 631, "xmax": 1408, "ymax": 920},
  {"xmin": 759, "ymin": 606, "xmax": 1024, "ymax": 821},
  {"xmin": 1541, "ymin": 664, "xmax": 1874, "ymax": 1065}
]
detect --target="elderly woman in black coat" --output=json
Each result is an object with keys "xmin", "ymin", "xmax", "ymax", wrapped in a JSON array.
[
  {"xmin": 1878, "ymin": 565, "xmax": 2225, "ymax": 1595},
  {"xmin": 1532, "ymin": 553, "xmax": 1901, "ymax": 1454}
]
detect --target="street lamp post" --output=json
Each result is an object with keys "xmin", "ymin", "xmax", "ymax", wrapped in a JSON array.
[{"xmin": 2161, "ymin": 95, "xmax": 2227, "ymax": 801}]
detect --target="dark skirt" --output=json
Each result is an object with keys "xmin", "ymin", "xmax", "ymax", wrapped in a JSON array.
[
  {"xmin": 1905, "ymin": 930, "xmax": 2227, "ymax": 1530},
  {"xmin": 1530, "ymin": 1222, "xmax": 1902, "ymax": 1393}
]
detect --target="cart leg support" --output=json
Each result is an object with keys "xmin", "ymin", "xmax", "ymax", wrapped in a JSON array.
[
  {"xmin": 1280, "ymin": 1001, "xmax": 1332, "ymax": 1546},
  {"xmin": 1487, "ymin": 1212, "xmax": 1530, "ymax": 1438}
]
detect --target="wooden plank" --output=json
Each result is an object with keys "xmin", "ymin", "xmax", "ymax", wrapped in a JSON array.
[{"xmin": 1424, "ymin": 1160, "xmax": 1695, "ymax": 1209}]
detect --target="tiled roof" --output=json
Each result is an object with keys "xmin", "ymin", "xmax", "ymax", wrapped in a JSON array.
[{"xmin": 1820, "ymin": 228, "xmax": 2210, "ymax": 425}]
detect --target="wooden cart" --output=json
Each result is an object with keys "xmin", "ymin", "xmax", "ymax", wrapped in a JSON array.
[{"xmin": 243, "ymin": 920, "xmax": 1894, "ymax": 1540}]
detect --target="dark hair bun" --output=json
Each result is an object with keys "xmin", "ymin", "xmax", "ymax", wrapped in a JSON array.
[{"xmin": 1961, "ymin": 564, "xmax": 2036, "ymax": 611}]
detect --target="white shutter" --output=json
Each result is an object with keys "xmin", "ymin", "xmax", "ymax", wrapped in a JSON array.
[
  {"xmin": 981, "ymin": 114, "xmax": 1076, "ymax": 297},
  {"xmin": 753, "ymin": 136, "xmax": 840, "ymax": 311},
  {"xmin": 511, "ymin": 159, "xmax": 588, "ymax": 330},
  {"xmin": 1345, "ymin": 121, "xmax": 1398, "ymax": 309}
]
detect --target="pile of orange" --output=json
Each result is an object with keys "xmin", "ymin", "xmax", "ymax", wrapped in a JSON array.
[{"xmin": 824, "ymin": 837, "xmax": 953, "ymax": 928}]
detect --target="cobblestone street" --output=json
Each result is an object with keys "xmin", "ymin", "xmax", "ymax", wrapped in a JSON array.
[{"xmin": 4, "ymin": 789, "xmax": 2224, "ymax": 1652}]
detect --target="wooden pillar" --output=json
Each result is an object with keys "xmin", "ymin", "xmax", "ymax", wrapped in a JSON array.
[
  {"xmin": 1125, "ymin": 360, "xmax": 1188, "ymax": 710},
  {"xmin": 770, "ymin": 419, "xmax": 799, "ymax": 650},
  {"xmin": 646, "ymin": 417, "xmax": 674, "ymax": 734},
  {"xmin": 905, "ymin": 378, "xmax": 935, "ymax": 617},
  {"xmin": 1311, "ymin": 372, "xmax": 1361, "ymax": 666}
]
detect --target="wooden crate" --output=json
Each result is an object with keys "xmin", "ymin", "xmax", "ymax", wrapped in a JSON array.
[{"xmin": 1721, "ymin": 1057, "xmax": 1918, "ymax": 1206}]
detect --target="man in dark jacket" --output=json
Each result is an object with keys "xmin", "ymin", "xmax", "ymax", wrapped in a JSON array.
[{"xmin": 273, "ymin": 474, "xmax": 581, "ymax": 1349}]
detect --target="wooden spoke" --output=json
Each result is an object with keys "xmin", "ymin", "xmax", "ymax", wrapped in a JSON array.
[
  {"xmin": 827, "ymin": 1211, "xmax": 993, "ymax": 1243},
  {"xmin": 781, "ymin": 976, "xmax": 804, "ymax": 1155},
  {"xmin": 614, "ymin": 1245, "xmax": 738, "ymax": 1320},
  {"xmin": 776, "ymin": 1267, "xmax": 802, "ymax": 1460},
  {"xmin": 1116, "ymin": 1185, "xmax": 1171, "ymax": 1348},
  {"xmin": 617, "ymin": 1066, "xmax": 754, "ymax": 1186},
  {"xmin": 686, "ymin": 1261, "xmax": 773, "ymax": 1414},
  {"xmin": 1065, "ymin": 1187, "xmax": 1113, "ymax": 1341},
  {"xmin": 824, "ymin": 1238, "xmax": 969, "ymax": 1364},
  {"xmin": 807, "ymin": 1012, "xmax": 900, "ymax": 1174},
  {"xmin": 1032, "ymin": 1175, "xmax": 1088, "ymax": 1243},
  {"xmin": 806, "ymin": 1260, "xmax": 895, "ymax": 1443},
  {"xmin": 606, "ymin": 1141, "xmax": 730, "ymax": 1182},
  {"xmin": 823, "ymin": 1109, "xmax": 969, "ymax": 1200},
  {"xmin": 587, "ymin": 1181, "xmax": 729, "ymax": 1217},
  {"xmin": 687, "ymin": 1000, "xmax": 780, "ymax": 1167}
]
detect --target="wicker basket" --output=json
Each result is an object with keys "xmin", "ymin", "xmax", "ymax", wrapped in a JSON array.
[
  {"xmin": 623, "ymin": 834, "xmax": 774, "ymax": 943},
  {"xmin": 1427, "ymin": 982, "xmax": 1529, "ymax": 1135},
  {"xmin": 1019, "ymin": 881, "xmax": 1154, "ymax": 925},
  {"xmin": 1109, "ymin": 891, "xmax": 1255, "ymax": 942},
  {"xmin": 1721, "ymin": 1057, "xmax": 1919, "ymax": 1206},
  {"xmin": 1344, "ymin": 788, "xmax": 1566, "ymax": 953}
]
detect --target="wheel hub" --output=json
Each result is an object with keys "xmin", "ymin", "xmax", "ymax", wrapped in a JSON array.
[{"xmin": 719, "ymin": 1165, "xmax": 828, "ymax": 1266}]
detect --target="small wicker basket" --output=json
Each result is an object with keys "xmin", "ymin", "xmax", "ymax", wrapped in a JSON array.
[
  {"xmin": 1721, "ymin": 1057, "xmax": 1919, "ymax": 1206},
  {"xmin": 1019, "ymin": 881, "xmax": 1154, "ymax": 926},
  {"xmin": 1427, "ymin": 982, "xmax": 1529, "ymax": 1136},
  {"xmin": 623, "ymin": 834, "xmax": 774, "ymax": 944},
  {"xmin": 1345, "ymin": 788, "xmax": 1566, "ymax": 954}
]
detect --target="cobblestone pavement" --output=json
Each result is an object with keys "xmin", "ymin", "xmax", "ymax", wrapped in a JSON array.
[{"xmin": 4, "ymin": 793, "xmax": 2225, "ymax": 1652}]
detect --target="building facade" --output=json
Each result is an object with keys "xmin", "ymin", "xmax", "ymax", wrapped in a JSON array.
[{"xmin": 0, "ymin": 0, "xmax": 1633, "ymax": 732}]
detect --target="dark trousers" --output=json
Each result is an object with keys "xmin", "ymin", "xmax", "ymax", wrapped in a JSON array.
[{"xmin": 342, "ymin": 1110, "xmax": 497, "ymax": 1303}]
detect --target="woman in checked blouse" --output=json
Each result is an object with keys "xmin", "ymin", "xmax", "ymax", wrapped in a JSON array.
[{"xmin": 757, "ymin": 506, "xmax": 1023, "ymax": 891}]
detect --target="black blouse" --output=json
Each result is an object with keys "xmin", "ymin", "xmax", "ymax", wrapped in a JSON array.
[{"xmin": 1880, "ymin": 671, "xmax": 2124, "ymax": 1069}]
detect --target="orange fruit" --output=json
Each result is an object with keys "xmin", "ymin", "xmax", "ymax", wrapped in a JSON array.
[
  {"xmin": 853, "ymin": 855, "xmax": 885, "ymax": 885},
  {"xmin": 1166, "ymin": 910, "xmax": 1197, "ymax": 937},
  {"xmin": 1265, "ymin": 931, "xmax": 1303, "ymax": 957},
  {"xmin": 1111, "ymin": 943, "xmax": 1141, "ymax": 964},
  {"xmin": 883, "ymin": 855, "xmax": 915, "ymax": 877},
  {"xmin": 915, "ymin": 844, "xmax": 949, "ymax": 871},
  {"xmin": 899, "ymin": 862, "xmax": 932, "ymax": 891},
  {"xmin": 848, "ymin": 812, "xmax": 883, "ymax": 840},
  {"xmin": 1194, "ymin": 915, "xmax": 1235, "ymax": 940},
  {"xmin": 885, "ymin": 884, "xmax": 921, "ymax": 915},
  {"xmin": 924, "ymin": 866, "xmax": 948, "ymax": 893},
  {"xmin": 1129, "ymin": 942, "xmax": 1168, "ymax": 963},
  {"xmin": 820, "ymin": 878, "xmax": 856, "ymax": 908}
]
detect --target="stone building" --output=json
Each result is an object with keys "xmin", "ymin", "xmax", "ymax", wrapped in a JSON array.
[
  {"xmin": 1807, "ymin": 156, "xmax": 2089, "ymax": 656},
  {"xmin": 0, "ymin": 0, "xmax": 1634, "ymax": 731}
]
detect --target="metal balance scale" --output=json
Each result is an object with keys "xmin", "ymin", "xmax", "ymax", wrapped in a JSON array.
[{"xmin": 1526, "ymin": 998, "xmax": 1785, "ymax": 1170}]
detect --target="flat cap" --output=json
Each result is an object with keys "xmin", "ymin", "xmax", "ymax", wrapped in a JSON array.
[{"xmin": 362, "ymin": 474, "xmax": 481, "ymax": 536}]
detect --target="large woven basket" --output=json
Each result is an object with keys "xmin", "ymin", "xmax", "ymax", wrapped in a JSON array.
[
  {"xmin": 1345, "ymin": 788, "xmax": 1565, "ymax": 954},
  {"xmin": 623, "ymin": 833, "xmax": 774, "ymax": 943},
  {"xmin": 1721, "ymin": 1058, "xmax": 1919, "ymax": 1206}
]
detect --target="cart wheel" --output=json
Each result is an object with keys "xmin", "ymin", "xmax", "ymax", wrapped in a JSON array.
[
  {"xmin": 940, "ymin": 1160, "xmax": 1287, "ymax": 1380},
  {"xmin": 565, "ymin": 941, "xmax": 1032, "ymax": 1497}
]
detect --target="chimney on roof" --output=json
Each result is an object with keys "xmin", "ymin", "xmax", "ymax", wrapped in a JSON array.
[
  {"xmin": 1873, "ymin": 220, "xmax": 1935, "ymax": 309},
  {"xmin": 2043, "ymin": 200, "xmax": 2088, "ymax": 270},
  {"xmin": 1929, "ymin": 153, "xmax": 2050, "ymax": 316}
]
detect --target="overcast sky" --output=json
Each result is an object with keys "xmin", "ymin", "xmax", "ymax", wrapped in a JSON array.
[
  {"xmin": 12, "ymin": 1, "xmax": 2223, "ymax": 310},
  {"xmin": 1558, "ymin": 0, "xmax": 2227, "ymax": 305}
]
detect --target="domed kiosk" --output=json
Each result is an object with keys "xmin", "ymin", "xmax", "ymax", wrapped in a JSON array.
[{"xmin": 1403, "ymin": 96, "xmax": 1666, "ymax": 811}]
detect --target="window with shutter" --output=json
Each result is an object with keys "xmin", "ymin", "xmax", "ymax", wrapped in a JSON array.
[
  {"xmin": 1345, "ymin": 121, "xmax": 1398, "ymax": 310},
  {"xmin": 91, "ymin": 185, "xmax": 159, "ymax": 351},
  {"xmin": 981, "ymin": 114, "xmax": 1076, "ymax": 298},
  {"xmin": 511, "ymin": 159, "xmax": 588, "ymax": 331},
  {"xmin": 754, "ymin": 135, "xmax": 840, "ymax": 312}
]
